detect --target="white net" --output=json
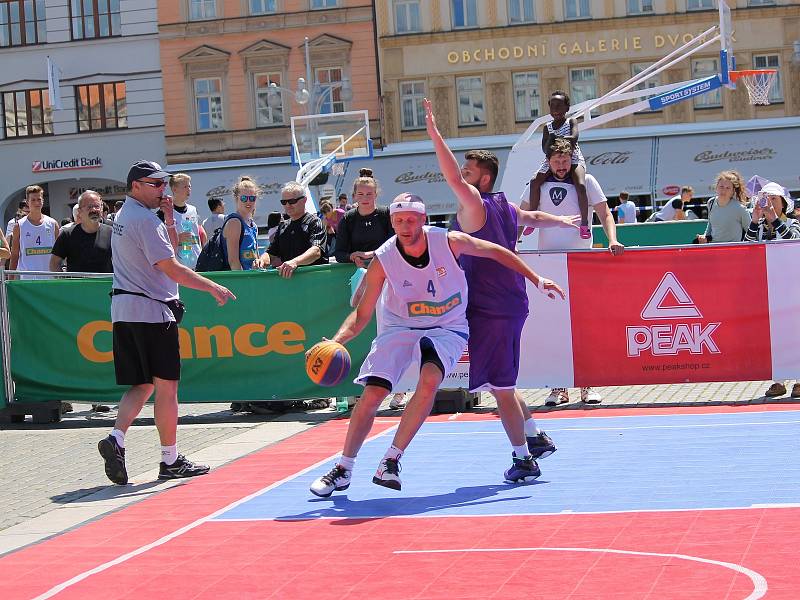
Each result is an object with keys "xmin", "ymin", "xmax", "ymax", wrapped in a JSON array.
[
  {"xmin": 735, "ymin": 70, "xmax": 777, "ymax": 106},
  {"xmin": 331, "ymin": 162, "xmax": 345, "ymax": 177}
]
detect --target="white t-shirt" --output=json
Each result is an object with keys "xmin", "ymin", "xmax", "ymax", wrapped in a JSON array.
[
  {"xmin": 17, "ymin": 215, "xmax": 58, "ymax": 272},
  {"xmin": 202, "ymin": 212, "xmax": 225, "ymax": 233},
  {"xmin": 521, "ymin": 173, "xmax": 608, "ymax": 250},
  {"xmin": 616, "ymin": 200, "xmax": 638, "ymax": 224},
  {"xmin": 654, "ymin": 196, "xmax": 683, "ymax": 221}
]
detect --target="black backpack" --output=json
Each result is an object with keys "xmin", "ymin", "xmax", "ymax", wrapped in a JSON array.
[{"xmin": 195, "ymin": 213, "xmax": 246, "ymax": 272}]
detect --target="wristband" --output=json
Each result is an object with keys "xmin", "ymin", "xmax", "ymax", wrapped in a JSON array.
[{"xmin": 536, "ymin": 277, "xmax": 551, "ymax": 293}]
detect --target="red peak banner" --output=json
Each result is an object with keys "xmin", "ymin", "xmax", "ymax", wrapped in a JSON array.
[{"xmin": 567, "ymin": 246, "xmax": 771, "ymax": 386}]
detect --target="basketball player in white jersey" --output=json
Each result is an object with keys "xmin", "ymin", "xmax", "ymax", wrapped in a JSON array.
[
  {"xmin": 10, "ymin": 185, "xmax": 59, "ymax": 278},
  {"xmin": 309, "ymin": 194, "xmax": 565, "ymax": 497}
]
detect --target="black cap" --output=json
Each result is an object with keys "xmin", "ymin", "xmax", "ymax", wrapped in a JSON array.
[{"xmin": 126, "ymin": 160, "xmax": 170, "ymax": 187}]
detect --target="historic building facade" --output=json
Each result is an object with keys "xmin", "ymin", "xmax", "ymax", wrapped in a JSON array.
[{"xmin": 376, "ymin": 0, "xmax": 800, "ymax": 143}]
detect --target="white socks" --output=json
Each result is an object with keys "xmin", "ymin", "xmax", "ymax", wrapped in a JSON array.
[
  {"xmin": 161, "ymin": 445, "xmax": 178, "ymax": 466},
  {"xmin": 338, "ymin": 455, "xmax": 356, "ymax": 471},
  {"xmin": 110, "ymin": 428, "xmax": 125, "ymax": 448},
  {"xmin": 512, "ymin": 444, "xmax": 530, "ymax": 459},
  {"xmin": 524, "ymin": 418, "xmax": 541, "ymax": 437},
  {"xmin": 383, "ymin": 445, "xmax": 403, "ymax": 461}
]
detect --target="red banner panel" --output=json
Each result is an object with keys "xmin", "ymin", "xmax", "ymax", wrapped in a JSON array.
[{"xmin": 568, "ymin": 245, "xmax": 771, "ymax": 386}]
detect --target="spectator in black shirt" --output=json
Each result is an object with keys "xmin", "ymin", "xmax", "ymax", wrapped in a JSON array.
[
  {"xmin": 262, "ymin": 181, "xmax": 327, "ymax": 278},
  {"xmin": 334, "ymin": 168, "xmax": 394, "ymax": 266},
  {"xmin": 49, "ymin": 190, "xmax": 113, "ymax": 273}
]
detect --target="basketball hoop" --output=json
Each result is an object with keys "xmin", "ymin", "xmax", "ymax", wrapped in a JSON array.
[
  {"xmin": 729, "ymin": 69, "xmax": 777, "ymax": 106},
  {"xmin": 331, "ymin": 162, "xmax": 345, "ymax": 177}
]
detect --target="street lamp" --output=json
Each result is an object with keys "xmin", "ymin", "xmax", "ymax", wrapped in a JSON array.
[{"xmin": 266, "ymin": 77, "xmax": 352, "ymax": 115}]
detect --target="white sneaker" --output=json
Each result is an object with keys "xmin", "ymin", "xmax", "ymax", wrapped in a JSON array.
[
  {"xmin": 581, "ymin": 387, "xmax": 602, "ymax": 404},
  {"xmin": 389, "ymin": 393, "xmax": 406, "ymax": 410},
  {"xmin": 544, "ymin": 388, "xmax": 569, "ymax": 406},
  {"xmin": 310, "ymin": 464, "xmax": 352, "ymax": 498},
  {"xmin": 372, "ymin": 457, "xmax": 402, "ymax": 491}
]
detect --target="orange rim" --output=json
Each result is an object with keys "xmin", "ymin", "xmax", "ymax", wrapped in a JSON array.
[{"xmin": 729, "ymin": 69, "xmax": 777, "ymax": 82}]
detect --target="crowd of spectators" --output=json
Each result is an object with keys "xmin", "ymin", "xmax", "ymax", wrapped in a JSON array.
[{"xmin": 4, "ymin": 166, "xmax": 798, "ymax": 405}]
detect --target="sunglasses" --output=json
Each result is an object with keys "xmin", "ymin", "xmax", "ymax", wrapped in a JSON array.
[
  {"xmin": 138, "ymin": 179, "xmax": 167, "ymax": 188},
  {"xmin": 240, "ymin": 195, "xmax": 258, "ymax": 203},
  {"xmin": 280, "ymin": 196, "xmax": 304, "ymax": 206}
]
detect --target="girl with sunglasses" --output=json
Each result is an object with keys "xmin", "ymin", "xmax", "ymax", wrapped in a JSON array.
[{"xmin": 223, "ymin": 175, "xmax": 260, "ymax": 270}]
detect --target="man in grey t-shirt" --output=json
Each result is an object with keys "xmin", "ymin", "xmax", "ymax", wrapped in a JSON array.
[{"xmin": 98, "ymin": 160, "xmax": 236, "ymax": 486}]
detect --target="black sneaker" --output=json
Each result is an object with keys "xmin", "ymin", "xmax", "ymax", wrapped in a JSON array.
[
  {"xmin": 527, "ymin": 431, "xmax": 557, "ymax": 460},
  {"xmin": 504, "ymin": 453, "xmax": 541, "ymax": 483},
  {"xmin": 372, "ymin": 457, "xmax": 402, "ymax": 491},
  {"xmin": 98, "ymin": 435, "xmax": 128, "ymax": 485},
  {"xmin": 158, "ymin": 454, "xmax": 210, "ymax": 480}
]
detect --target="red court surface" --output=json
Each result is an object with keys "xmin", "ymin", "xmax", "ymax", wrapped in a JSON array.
[{"xmin": 1, "ymin": 405, "xmax": 798, "ymax": 600}]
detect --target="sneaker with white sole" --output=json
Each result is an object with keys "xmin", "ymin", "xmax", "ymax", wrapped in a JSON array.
[
  {"xmin": 544, "ymin": 388, "xmax": 569, "ymax": 406},
  {"xmin": 98, "ymin": 435, "xmax": 127, "ymax": 485},
  {"xmin": 580, "ymin": 387, "xmax": 602, "ymax": 404},
  {"xmin": 158, "ymin": 454, "xmax": 210, "ymax": 480},
  {"xmin": 310, "ymin": 464, "xmax": 352, "ymax": 498},
  {"xmin": 526, "ymin": 431, "xmax": 557, "ymax": 460},
  {"xmin": 389, "ymin": 393, "xmax": 406, "ymax": 410},
  {"xmin": 504, "ymin": 454, "xmax": 541, "ymax": 483},
  {"xmin": 372, "ymin": 457, "xmax": 402, "ymax": 491}
]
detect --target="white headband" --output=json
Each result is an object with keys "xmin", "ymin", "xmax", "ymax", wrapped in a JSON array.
[{"xmin": 389, "ymin": 193, "xmax": 426, "ymax": 215}]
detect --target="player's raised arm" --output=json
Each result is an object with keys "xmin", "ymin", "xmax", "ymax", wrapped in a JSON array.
[
  {"xmin": 447, "ymin": 231, "xmax": 565, "ymax": 300},
  {"xmin": 514, "ymin": 204, "xmax": 581, "ymax": 230},
  {"xmin": 331, "ymin": 259, "xmax": 387, "ymax": 346},
  {"xmin": 423, "ymin": 98, "xmax": 483, "ymax": 224}
]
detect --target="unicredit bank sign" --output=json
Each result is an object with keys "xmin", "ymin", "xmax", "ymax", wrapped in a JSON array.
[{"xmin": 32, "ymin": 156, "xmax": 103, "ymax": 173}]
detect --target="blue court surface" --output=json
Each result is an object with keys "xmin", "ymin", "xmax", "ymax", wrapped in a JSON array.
[{"xmin": 214, "ymin": 409, "xmax": 800, "ymax": 522}]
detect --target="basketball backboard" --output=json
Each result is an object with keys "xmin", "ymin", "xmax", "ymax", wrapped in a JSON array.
[{"xmin": 290, "ymin": 110, "xmax": 372, "ymax": 166}]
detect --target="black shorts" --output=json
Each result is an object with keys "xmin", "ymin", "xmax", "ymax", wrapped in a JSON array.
[
  {"xmin": 113, "ymin": 321, "xmax": 180, "ymax": 385},
  {"xmin": 364, "ymin": 336, "xmax": 444, "ymax": 390}
]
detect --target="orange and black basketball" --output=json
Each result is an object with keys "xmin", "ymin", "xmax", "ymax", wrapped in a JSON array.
[{"xmin": 305, "ymin": 340, "xmax": 351, "ymax": 387}]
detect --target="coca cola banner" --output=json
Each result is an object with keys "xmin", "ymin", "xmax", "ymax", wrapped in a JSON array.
[{"xmin": 399, "ymin": 241, "xmax": 796, "ymax": 391}]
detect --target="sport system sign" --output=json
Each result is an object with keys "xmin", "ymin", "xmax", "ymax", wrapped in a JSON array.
[{"xmin": 32, "ymin": 157, "xmax": 102, "ymax": 173}]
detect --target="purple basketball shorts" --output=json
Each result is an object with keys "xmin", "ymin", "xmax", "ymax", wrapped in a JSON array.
[{"xmin": 466, "ymin": 313, "xmax": 526, "ymax": 393}]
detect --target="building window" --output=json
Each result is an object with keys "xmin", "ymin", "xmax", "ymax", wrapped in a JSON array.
[
  {"xmin": 194, "ymin": 78, "xmax": 224, "ymax": 131},
  {"xmin": 2, "ymin": 89, "xmax": 53, "ymax": 138},
  {"xmin": 315, "ymin": 67, "xmax": 345, "ymax": 114},
  {"xmin": 631, "ymin": 63, "xmax": 660, "ymax": 112},
  {"xmin": 748, "ymin": 0, "xmax": 775, "ymax": 5},
  {"xmin": 627, "ymin": 0, "xmax": 653, "ymax": 14},
  {"xmin": 687, "ymin": 0, "xmax": 714, "ymax": 10},
  {"xmin": 456, "ymin": 76, "xmax": 485, "ymax": 125},
  {"xmin": 400, "ymin": 80, "xmax": 425, "ymax": 130},
  {"xmin": 255, "ymin": 72, "xmax": 283, "ymax": 127},
  {"xmin": 753, "ymin": 54, "xmax": 783, "ymax": 103},
  {"xmin": 569, "ymin": 67, "xmax": 597, "ymax": 114},
  {"xmin": 564, "ymin": 0, "xmax": 590, "ymax": 19},
  {"xmin": 0, "ymin": 0, "xmax": 47, "ymax": 47},
  {"xmin": 75, "ymin": 82, "xmax": 126, "ymax": 132},
  {"xmin": 189, "ymin": 0, "xmax": 216, "ymax": 20},
  {"xmin": 692, "ymin": 58, "xmax": 721, "ymax": 108},
  {"xmin": 509, "ymin": 0, "xmax": 535, "ymax": 23},
  {"xmin": 70, "ymin": 0, "xmax": 120, "ymax": 40},
  {"xmin": 513, "ymin": 72, "xmax": 540, "ymax": 122},
  {"xmin": 394, "ymin": 0, "xmax": 420, "ymax": 33},
  {"xmin": 250, "ymin": 0, "xmax": 276, "ymax": 14},
  {"xmin": 310, "ymin": 0, "xmax": 337, "ymax": 8},
  {"xmin": 451, "ymin": 0, "xmax": 477, "ymax": 28}
]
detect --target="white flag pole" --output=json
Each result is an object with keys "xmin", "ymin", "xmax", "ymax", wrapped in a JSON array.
[{"xmin": 46, "ymin": 56, "xmax": 62, "ymax": 110}]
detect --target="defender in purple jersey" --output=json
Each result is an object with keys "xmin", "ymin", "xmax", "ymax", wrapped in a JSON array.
[{"xmin": 425, "ymin": 98, "xmax": 576, "ymax": 479}]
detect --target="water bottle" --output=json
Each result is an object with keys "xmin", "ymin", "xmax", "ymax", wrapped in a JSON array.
[
  {"xmin": 336, "ymin": 397, "xmax": 350, "ymax": 413},
  {"xmin": 179, "ymin": 219, "xmax": 193, "ymax": 261}
]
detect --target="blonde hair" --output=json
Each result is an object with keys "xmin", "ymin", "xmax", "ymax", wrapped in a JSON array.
[
  {"xmin": 715, "ymin": 170, "xmax": 747, "ymax": 205},
  {"xmin": 233, "ymin": 175, "xmax": 259, "ymax": 198},
  {"xmin": 281, "ymin": 181, "xmax": 305, "ymax": 197},
  {"xmin": 169, "ymin": 173, "xmax": 191, "ymax": 188},
  {"xmin": 352, "ymin": 167, "xmax": 379, "ymax": 197},
  {"xmin": 25, "ymin": 185, "xmax": 44, "ymax": 198}
]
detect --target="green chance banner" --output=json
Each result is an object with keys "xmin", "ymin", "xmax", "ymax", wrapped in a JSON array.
[{"xmin": 7, "ymin": 265, "xmax": 374, "ymax": 403}]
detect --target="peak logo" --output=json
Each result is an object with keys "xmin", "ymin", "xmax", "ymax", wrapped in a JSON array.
[{"xmin": 627, "ymin": 272, "xmax": 720, "ymax": 357}]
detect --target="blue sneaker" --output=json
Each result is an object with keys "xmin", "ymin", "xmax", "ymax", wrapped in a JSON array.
[
  {"xmin": 504, "ymin": 454, "xmax": 541, "ymax": 483},
  {"xmin": 527, "ymin": 431, "xmax": 557, "ymax": 460}
]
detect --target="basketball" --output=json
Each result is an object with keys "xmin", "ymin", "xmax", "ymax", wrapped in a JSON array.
[{"xmin": 305, "ymin": 340, "xmax": 351, "ymax": 387}]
